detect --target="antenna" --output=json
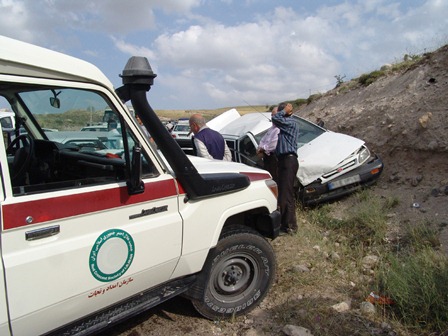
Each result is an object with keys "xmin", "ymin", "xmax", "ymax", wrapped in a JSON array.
[{"xmin": 242, "ymin": 99, "xmax": 271, "ymax": 121}]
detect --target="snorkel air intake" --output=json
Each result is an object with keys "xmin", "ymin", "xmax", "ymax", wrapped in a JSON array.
[{"xmin": 116, "ymin": 56, "xmax": 249, "ymax": 201}]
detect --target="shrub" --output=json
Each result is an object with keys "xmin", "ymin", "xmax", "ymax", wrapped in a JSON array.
[
  {"xmin": 378, "ymin": 248, "xmax": 448, "ymax": 333},
  {"xmin": 358, "ymin": 70, "xmax": 385, "ymax": 86},
  {"xmin": 307, "ymin": 93, "xmax": 322, "ymax": 104},
  {"xmin": 294, "ymin": 98, "xmax": 308, "ymax": 107},
  {"xmin": 334, "ymin": 74, "xmax": 346, "ymax": 87}
]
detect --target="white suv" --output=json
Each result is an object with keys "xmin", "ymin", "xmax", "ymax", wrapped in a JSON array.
[{"xmin": 0, "ymin": 35, "xmax": 280, "ymax": 336}]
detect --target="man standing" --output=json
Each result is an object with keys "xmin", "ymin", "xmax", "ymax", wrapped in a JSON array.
[
  {"xmin": 256, "ymin": 106, "xmax": 279, "ymax": 183},
  {"xmin": 189, "ymin": 113, "xmax": 232, "ymax": 161},
  {"xmin": 272, "ymin": 102, "xmax": 299, "ymax": 234}
]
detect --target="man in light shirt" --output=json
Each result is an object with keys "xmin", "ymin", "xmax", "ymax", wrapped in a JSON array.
[{"xmin": 256, "ymin": 106, "xmax": 279, "ymax": 183}]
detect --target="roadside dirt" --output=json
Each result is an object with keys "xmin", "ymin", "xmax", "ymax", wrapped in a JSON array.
[{"xmin": 100, "ymin": 45, "xmax": 448, "ymax": 336}]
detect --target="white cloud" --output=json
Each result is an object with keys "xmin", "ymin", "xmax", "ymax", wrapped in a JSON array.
[
  {"xmin": 0, "ymin": 0, "xmax": 201, "ymax": 43},
  {"xmin": 148, "ymin": 8, "xmax": 340, "ymax": 106},
  {"xmin": 148, "ymin": 1, "xmax": 446, "ymax": 108},
  {"xmin": 0, "ymin": 0, "xmax": 33, "ymax": 42},
  {"xmin": 113, "ymin": 37, "xmax": 156, "ymax": 60},
  {"xmin": 0, "ymin": 0, "xmax": 446, "ymax": 109}
]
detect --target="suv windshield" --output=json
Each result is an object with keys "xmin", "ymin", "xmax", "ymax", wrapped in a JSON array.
[{"xmin": 0, "ymin": 84, "xmax": 158, "ymax": 196}]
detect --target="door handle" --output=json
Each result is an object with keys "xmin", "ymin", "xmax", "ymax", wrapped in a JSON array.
[{"xmin": 25, "ymin": 225, "xmax": 60, "ymax": 241}]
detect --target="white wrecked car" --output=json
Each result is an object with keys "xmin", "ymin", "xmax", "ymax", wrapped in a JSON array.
[{"xmin": 207, "ymin": 109, "xmax": 384, "ymax": 205}]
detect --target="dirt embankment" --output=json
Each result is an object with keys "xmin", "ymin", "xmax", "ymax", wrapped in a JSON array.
[{"xmin": 297, "ymin": 45, "xmax": 448, "ymax": 251}]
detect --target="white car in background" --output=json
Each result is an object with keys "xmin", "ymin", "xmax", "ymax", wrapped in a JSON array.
[
  {"xmin": 80, "ymin": 125, "xmax": 109, "ymax": 132},
  {"xmin": 170, "ymin": 119, "xmax": 193, "ymax": 153},
  {"xmin": 46, "ymin": 131, "xmax": 124, "ymax": 153},
  {"xmin": 208, "ymin": 109, "xmax": 384, "ymax": 205}
]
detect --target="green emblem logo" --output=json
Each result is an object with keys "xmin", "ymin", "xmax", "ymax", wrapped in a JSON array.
[{"xmin": 89, "ymin": 229, "xmax": 135, "ymax": 282}]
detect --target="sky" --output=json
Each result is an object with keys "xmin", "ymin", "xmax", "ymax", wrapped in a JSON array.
[{"xmin": 0, "ymin": 0, "xmax": 447, "ymax": 110}]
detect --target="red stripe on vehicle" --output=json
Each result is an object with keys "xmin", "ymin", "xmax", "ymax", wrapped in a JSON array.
[
  {"xmin": 176, "ymin": 180, "xmax": 186, "ymax": 195},
  {"xmin": 2, "ymin": 179, "xmax": 178, "ymax": 230}
]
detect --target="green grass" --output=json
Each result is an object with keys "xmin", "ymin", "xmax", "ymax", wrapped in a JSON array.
[
  {"xmin": 281, "ymin": 190, "xmax": 448, "ymax": 335},
  {"xmin": 307, "ymin": 190, "xmax": 391, "ymax": 247},
  {"xmin": 378, "ymin": 248, "xmax": 448, "ymax": 333}
]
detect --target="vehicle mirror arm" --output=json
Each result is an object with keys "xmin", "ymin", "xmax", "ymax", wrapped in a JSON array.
[{"xmin": 127, "ymin": 144, "xmax": 145, "ymax": 195}]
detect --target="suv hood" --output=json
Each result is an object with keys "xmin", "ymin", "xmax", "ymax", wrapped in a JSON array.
[
  {"xmin": 158, "ymin": 150, "xmax": 270, "ymax": 176},
  {"xmin": 188, "ymin": 155, "xmax": 269, "ymax": 175}
]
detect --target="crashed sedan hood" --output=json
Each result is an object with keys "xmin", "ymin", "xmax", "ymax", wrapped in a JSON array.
[
  {"xmin": 298, "ymin": 132, "xmax": 364, "ymax": 185},
  {"xmin": 209, "ymin": 110, "xmax": 272, "ymax": 139},
  {"xmin": 206, "ymin": 108, "xmax": 241, "ymax": 132}
]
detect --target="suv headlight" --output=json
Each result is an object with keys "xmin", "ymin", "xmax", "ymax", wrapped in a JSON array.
[{"xmin": 358, "ymin": 146, "xmax": 370, "ymax": 164}]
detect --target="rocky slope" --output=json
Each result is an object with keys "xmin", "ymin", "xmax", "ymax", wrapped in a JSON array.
[{"xmin": 297, "ymin": 45, "xmax": 448, "ymax": 253}]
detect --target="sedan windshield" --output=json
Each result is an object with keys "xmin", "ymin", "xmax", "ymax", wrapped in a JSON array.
[{"xmin": 293, "ymin": 116, "xmax": 326, "ymax": 149}]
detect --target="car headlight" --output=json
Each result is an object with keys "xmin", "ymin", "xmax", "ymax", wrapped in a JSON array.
[{"xmin": 358, "ymin": 146, "xmax": 370, "ymax": 164}]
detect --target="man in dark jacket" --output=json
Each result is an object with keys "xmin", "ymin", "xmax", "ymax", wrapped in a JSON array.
[{"xmin": 189, "ymin": 113, "xmax": 232, "ymax": 161}]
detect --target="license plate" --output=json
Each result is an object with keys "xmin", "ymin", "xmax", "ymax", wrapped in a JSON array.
[{"xmin": 328, "ymin": 175, "xmax": 361, "ymax": 190}]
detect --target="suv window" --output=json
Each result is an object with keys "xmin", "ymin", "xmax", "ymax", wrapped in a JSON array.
[{"xmin": 1, "ymin": 85, "xmax": 158, "ymax": 196}]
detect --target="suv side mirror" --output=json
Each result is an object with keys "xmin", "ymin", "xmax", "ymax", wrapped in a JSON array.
[{"xmin": 127, "ymin": 144, "xmax": 145, "ymax": 195}]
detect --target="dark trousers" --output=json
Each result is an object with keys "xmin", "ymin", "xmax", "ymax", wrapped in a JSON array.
[
  {"xmin": 263, "ymin": 153, "xmax": 278, "ymax": 184},
  {"xmin": 277, "ymin": 154, "xmax": 299, "ymax": 231}
]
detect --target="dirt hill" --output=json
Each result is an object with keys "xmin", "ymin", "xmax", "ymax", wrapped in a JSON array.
[{"xmin": 297, "ymin": 45, "xmax": 448, "ymax": 254}]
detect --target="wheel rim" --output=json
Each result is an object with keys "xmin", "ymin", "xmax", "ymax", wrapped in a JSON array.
[{"xmin": 210, "ymin": 252, "xmax": 259, "ymax": 303}]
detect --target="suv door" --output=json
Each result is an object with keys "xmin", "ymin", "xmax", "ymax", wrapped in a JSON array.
[{"xmin": 0, "ymin": 82, "xmax": 183, "ymax": 335}]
